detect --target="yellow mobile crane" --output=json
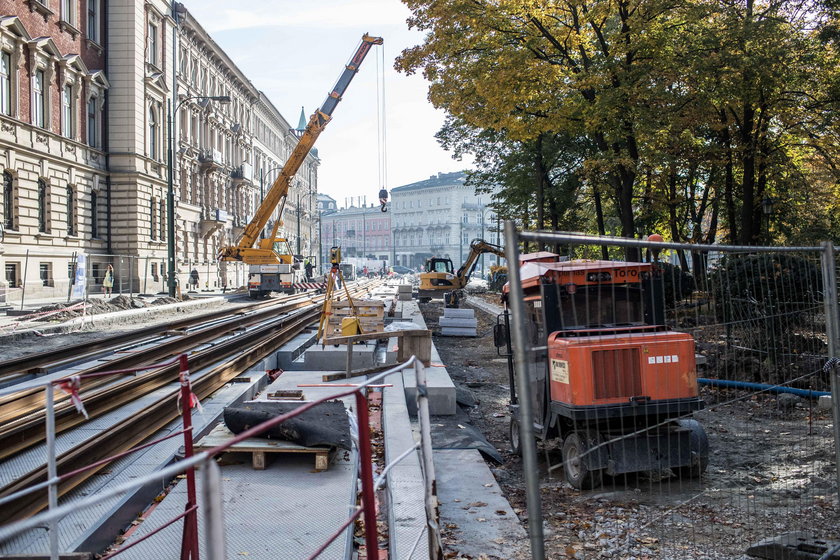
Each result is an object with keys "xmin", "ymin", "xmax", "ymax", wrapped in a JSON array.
[
  {"xmin": 418, "ymin": 238, "xmax": 506, "ymax": 307},
  {"xmin": 218, "ymin": 34, "xmax": 383, "ymax": 298}
]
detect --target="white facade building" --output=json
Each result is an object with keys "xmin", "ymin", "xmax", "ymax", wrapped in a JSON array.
[{"xmin": 391, "ymin": 171, "xmax": 500, "ymax": 274}]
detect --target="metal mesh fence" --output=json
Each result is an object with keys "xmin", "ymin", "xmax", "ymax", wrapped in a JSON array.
[{"xmin": 503, "ymin": 228, "xmax": 839, "ymax": 559}]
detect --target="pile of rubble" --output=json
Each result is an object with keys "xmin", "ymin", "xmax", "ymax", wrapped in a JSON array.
[{"xmin": 34, "ymin": 295, "xmax": 183, "ymax": 322}]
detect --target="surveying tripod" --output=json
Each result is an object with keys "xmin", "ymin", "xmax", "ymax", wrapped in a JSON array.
[{"xmin": 316, "ymin": 246, "xmax": 363, "ymax": 342}]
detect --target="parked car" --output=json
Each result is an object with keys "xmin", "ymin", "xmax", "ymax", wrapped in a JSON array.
[{"xmin": 390, "ymin": 265, "xmax": 415, "ymax": 275}]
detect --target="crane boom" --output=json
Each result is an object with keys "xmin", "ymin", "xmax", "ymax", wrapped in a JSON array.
[{"xmin": 218, "ymin": 33, "xmax": 383, "ymax": 264}]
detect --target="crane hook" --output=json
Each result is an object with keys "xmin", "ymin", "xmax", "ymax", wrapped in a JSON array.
[{"xmin": 378, "ymin": 188, "xmax": 389, "ymax": 213}]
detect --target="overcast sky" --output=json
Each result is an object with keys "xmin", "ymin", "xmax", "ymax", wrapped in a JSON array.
[{"xmin": 181, "ymin": 0, "xmax": 471, "ymax": 208}]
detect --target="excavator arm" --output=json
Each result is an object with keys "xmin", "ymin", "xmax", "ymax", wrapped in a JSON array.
[
  {"xmin": 455, "ymin": 238, "xmax": 506, "ymax": 288},
  {"xmin": 218, "ymin": 33, "xmax": 383, "ymax": 264}
]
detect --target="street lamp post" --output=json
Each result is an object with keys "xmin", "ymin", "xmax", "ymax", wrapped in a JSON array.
[{"xmin": 167, "ymin": 94, "xmax": 230, "ymax": 297}]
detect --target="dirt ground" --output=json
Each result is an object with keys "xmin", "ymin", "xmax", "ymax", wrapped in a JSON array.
[{"xmin": 421, "ymin": 295, "xmax": 839, "ymax": 560}]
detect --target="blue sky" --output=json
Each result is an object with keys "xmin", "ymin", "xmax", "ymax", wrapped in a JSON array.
[{"xmin": 181, "ymin": 0, "xmax": 472, "ymax": 207}]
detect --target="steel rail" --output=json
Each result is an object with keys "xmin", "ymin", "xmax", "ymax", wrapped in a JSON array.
[
  {"xmin": 0, "ymin": 280, "xmax": 377, "ymax": 459},
  {"xmin": 0, "ymin": 296, "xmax": 319, "ymax": 452},
  {"xmin": 0, "ymin": 282, "xmax": 379, "ymax": 523},
  {"xmin": 0, "ymin": 291, "xmax": 317, "ymax": 382}
]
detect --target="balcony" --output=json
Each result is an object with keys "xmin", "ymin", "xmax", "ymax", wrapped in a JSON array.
[
  {"xmin": 231, "ymin": 162, "xmax": 253, "ymax": 184},
  {"xmin": 198, "ymin": 149, "xmax": 223, "ymax": 170},
  {"xmin": 200, "ymin": 208, "xmax": 228, "ymax": 238}
]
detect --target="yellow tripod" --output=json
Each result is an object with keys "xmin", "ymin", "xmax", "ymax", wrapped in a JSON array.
[{"xmin": 317, "ymin": 248, "xmax": 363, "ymax": 343}]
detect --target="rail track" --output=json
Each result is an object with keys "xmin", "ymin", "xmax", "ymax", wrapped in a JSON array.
[{"xmin": 0, "ymin": 279, "xmax": 382, "ymax": 524}]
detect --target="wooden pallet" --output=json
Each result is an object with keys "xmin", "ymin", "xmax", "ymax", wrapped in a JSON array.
[
  {"xmin": 195, "ymin": 423, "xmax": 331, "ymax": 471},
  {"xmin": 326, "ymin": 299, "xmax": 385, "ymax": 335}
]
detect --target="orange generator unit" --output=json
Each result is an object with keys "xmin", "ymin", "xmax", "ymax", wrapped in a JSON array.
[{"xmin": 497, "ymin": 255, "xmax": 708, "ymax": 489}]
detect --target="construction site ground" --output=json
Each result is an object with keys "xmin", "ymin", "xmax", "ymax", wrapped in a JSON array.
[
  {"xmin": 428, "ymin": 294, "xmax": 837, "ymax": 560},
  {"xmin": 2, "ymin": 286, "xmax": 837, "ymax": 559}
]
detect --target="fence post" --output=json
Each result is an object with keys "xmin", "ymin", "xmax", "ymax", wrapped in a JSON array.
[
  {"xmin": 20, "ymin": 248, "xmax": 29, "ymax": 311},
  {"xmin": 201, "ymin": 458, "xmax": 226, "ymax": 560},
  {"xmin": 143, "ymin": 256, "xmax": 149, "ymax": 295},
  {"xmin": 414, "ymin": 360, "xmax": 441, "ymax": 559},
  {"xmin": 354, "ymin": 391, "xmax": 379, "ymax": 559},
  {"xmin": 178, "ymin": 354, "xmax": 200, "ymax": 560},
  {"xmin": 503, "ymin": 220, "xmax": 545, "ymax": 560},
  {"xmin": 45, "ymin": 383, "xmax": 59, "ymax": 560},
  {"xmin": 129, "ymin": 256, "xmax": 134, "ymax": 297},
  {"xmin": 67, "ymin": 251, "xmax": 77, "ymax": 303},
  {"xmin": 820, "ymin": 241, "xmax": 840, "ymax": 503}
]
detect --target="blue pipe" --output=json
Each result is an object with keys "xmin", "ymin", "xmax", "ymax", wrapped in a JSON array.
[{"xmin": 697, "ymin": 378, "xmax": 829, "ymax": 399}]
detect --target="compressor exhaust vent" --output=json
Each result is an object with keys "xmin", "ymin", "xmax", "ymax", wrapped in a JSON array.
[{"xmin": 592, "ymin": 348, "xmax": 642, "ymax": 399}]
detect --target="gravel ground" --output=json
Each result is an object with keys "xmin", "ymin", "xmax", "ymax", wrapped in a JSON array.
[{"xmin": 421, "ymin": 294, "xmax": 839, "ymax": 560}]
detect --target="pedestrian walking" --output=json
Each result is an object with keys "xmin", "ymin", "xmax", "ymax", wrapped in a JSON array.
[
  {"xmin": 190, "ymin": 268, "xmax": 200, "ymax": 290},
  {"xmin": 103, "ymin": 265, "xmax": 114, "ymax": 298},
  {"xmin": 304, "ymin": 259, "xmax": 313, "ymax": 280}
]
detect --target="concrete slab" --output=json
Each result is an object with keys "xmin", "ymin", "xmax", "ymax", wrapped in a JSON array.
[
  {"xmin": 382, "ymin": 371, "xmax": 429, "ymax": 560},
  {"xmin": 275, "ymin": 329, "xmax": 317, "ymax": 369},
  {"xmin": 439, "ymin": 317, "xmax": 478, "ymax": 328},
  {"xmin": 435, "ymin": 449, "xmax": 528, "ymax": 560},
  {"xmin": 398, "ymin": 300, "xmax": 456, "ymax": 415},
  {"xmin": 302, "ymin": 342, "xmax": 377, "ymax": 370},
  {"xmin": 442, "ymin": 308, "xmax": 475, "ymax": 319},
  {"xmin": 441, "ymin": 328, "xmax": 478, "ymax": 337}
]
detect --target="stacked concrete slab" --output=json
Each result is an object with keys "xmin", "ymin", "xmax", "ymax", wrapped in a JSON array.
[
  {"xmin": 440, "ymin": 307, "xmax": 477, "ymax": 336},
  {"xmin": 397, "ymin": 283, "xmax": 413, "ymax": 301}
]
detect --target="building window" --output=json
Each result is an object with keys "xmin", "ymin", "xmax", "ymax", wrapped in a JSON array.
[
  {"xmin": 159, "ymin": 199, "xmax": 165, "ymax": 240},
  {"xmin": 3, "ymin": 171, "xmax": 13, "ymax": 230},
  {"xmin": 37, "ymin": 179, "xmax": 48, "ymax": 233},
  {"xmin": 150, "ymin": 198, "xmax": 157, "ymax": 240},
  {"xmin": 5, "ymin": 262, "xmax": 19, "ymax": 288},
  {"xmin": 91, "ymin": 191, "xmax": 98, "ymax": 238},
  {"xmin": 39, "ymin": 262, "xmax": 53, "ymax": 287},
  {"xmin": 87, "ymin": 96, "xmax": 98, "ymax": 147},
  {"xmin": 92, "ymin": 262, "xmax": 101, "ymax": 283},
  {"xmin": 62, "ymin": 0, "xmax": 74, "ymax": 25},
  {"xmin": 148, "ymin": 106, "xmax": 158, "ymax": 159},
  {"xmin": 33, "ymin": 70, "xmax": 45, "ymax": 128},
  {"xmin": 66, "ymin": 185, "xmax": 75, "ymax": 236},
  {"xmin": 62, "ymin": 85, "xmax": 73, "ymax": 138},
  {"xmin": 0, "ymin": 52, "xmax": 11, "ymax": 116},
  {"xmin": 67, "ymin": 261, "xmax": 75, "ymax": 279},
  {"xmin": 87, "ymin": 0, "xmax": 98, "ymax": 43},
  {"xmin": 147, "ymin": 22, "xmax": 158, "ymax": 66},
  {"xmin": 151, "ymin": 261, "xmax": 159, "ymax": 281}
]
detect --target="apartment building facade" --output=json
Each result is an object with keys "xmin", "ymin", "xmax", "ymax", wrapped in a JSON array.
[
  {"xmin": 0, "ymin": 0, "xmax": 108, "ymax": 301},
  {"xmin": 320, "ymin": 203, "xmax": 392, "ymax": 273},
  {"xmin": 0, "ymin": 0, "xmax": 319, "ymax": 300},
  {"xmin": 391, "ymin": 171, "xmax": 499, "ymax": 273}
]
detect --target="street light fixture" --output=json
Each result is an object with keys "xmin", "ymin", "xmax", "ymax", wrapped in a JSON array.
[{"xmin": 167, "ymin": 95, "xmax": 230, "ymax": 297}]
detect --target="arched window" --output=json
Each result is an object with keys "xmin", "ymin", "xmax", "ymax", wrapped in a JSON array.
[
  {"xmin": 91, "ymin": 191, "xmax": 98, "ymax": 238},
  {"xmin": 3, "ymin": 171, "xmax": 13, "ymax": 229},
  {"xmin": 37, "ymin": 179, "xmax": 47, "ymax": 232},
  {"xmin": 148, "ymin": 106, "xmax": 158, "ymax": 160},
  {"xmin": 66, "ymin": 185, "xmax": 75, "ymax": 236}
]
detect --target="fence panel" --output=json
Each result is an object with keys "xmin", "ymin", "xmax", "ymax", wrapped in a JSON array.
[{"xmin": 505, "ymin": 227, "xmax": 839, "ymax": 560}]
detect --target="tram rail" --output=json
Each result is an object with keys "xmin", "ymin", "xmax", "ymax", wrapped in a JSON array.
[{"xmin": 0, "ymin": 280, "xmax": 381, "ymax": 524}]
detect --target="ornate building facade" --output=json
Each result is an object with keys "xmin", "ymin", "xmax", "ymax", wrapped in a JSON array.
[
  {"xmin": 391, "ymin": 171, "xmax": 499, "ymax": 272},
  {"xmin": 0, "ymin": 0, "xmax": 108, "ymax": 301},
  {"xmin": 0, "ymin": 0, "xmax": 318, "ymax": 301}
]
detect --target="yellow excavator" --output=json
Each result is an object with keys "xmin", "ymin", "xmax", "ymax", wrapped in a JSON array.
[
  {"xmin": 218, "ymin": 34, "xmax": 383, "ymax": 298},
  {"xmin": 418, "ymin": 238, "xmax": 506, "ymax": 307}
]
